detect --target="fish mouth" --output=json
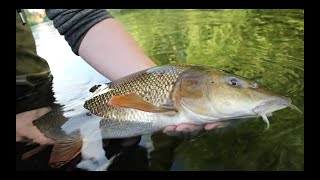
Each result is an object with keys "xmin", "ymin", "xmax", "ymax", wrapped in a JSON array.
[{"xmin": 252, "ymin": 97, "xmax": 301, "ymax": 130}]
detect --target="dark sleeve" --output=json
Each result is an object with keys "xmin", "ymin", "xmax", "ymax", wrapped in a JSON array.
[{"xmin": 45, "ymin": 9, "xmax": 113, "ymax": 55}]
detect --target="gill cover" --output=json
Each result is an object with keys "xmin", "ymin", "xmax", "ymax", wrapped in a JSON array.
[{"xmin": 174, "ymin": 68, "xmax": 213, "ymax": 119}]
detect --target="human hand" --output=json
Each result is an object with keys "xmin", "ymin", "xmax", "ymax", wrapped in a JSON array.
[
  {"xmin": 163, "ymin": 122, "xmax": 230, "ymax": 134},
  {"xmin": 16, "ymin": 107, "xmax": 56, "ymax": 145}
]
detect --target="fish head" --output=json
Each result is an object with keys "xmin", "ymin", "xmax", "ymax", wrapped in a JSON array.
[{"xmin": 175, "ymin": 67, "xmax": 300, "ymax": 128}]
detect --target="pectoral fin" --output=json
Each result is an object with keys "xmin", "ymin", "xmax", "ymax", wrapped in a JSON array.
[
  {"xmin": 49, "ymin": 136, "xmax": 83, "ymax": 168},
  {"xmin": 108, "ymin": 93, "xmax": 175, "ymax": 113}
]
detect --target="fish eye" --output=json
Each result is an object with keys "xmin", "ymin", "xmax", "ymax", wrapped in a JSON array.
[{"xmin": 229, "ymin": 79, "xmax": 239, "ymax": 86}]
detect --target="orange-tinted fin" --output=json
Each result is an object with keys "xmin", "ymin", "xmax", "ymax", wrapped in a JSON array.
[
  {"xmin": 108, "ymin": 93, "xmax": 175, "ymax": 113},
  {"xmin": 21, "ymin": 145, "xmax": 48, "ymax": 160},
  {"xmin": 49, "ymin": 137, "xmax": 83, "ymax": 168}
]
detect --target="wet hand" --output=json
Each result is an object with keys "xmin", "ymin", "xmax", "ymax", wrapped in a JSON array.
[
  {"xmin": 16, "ymin": 107, "xmax": 56, "ymax": 145},
  {"xmin": 163, "ymin": 122, "xmax": 230, "ymax": 134}
]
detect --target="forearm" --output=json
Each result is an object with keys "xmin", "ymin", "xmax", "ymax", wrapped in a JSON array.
[
  {"xmin": 45, "ymin": 9, "xmax": 112, "ymax": 55},
  {"xmin": 78, "ymin": 18, "xmax": 156, "ymax": 81},
  {"xmin": 46, "ymin": 9, "xmax": 156, "ymax": 81}
]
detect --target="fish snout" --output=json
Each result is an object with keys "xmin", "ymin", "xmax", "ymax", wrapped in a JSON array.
[{"xmin": 253, "ymin": 95, "xmax": 292, "ymax": 115}]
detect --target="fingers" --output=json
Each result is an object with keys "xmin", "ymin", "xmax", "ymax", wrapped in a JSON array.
[
  {"xmin": 33, "ymin": 107, "xmax": 52, "ymax": 120},
  {"xmin": 163, "ymin": 122, "xmax": 231, "ymax": 134},
  {"xmin": 204, "ymin": 122, "xmax": 223, "ymax": 130},
  {"xmin": 175, "ymin": 124, "xmax": 203, "ymax": 132},
  {"xmin": 24, "ymin": 125, "xmax": 56, "ymax": 145},
  {"xmin": 16, "ymin": 107, "xmax": 54, "ymax": 145},
  {"xmin": 163, "ymin": 124, "xmax": 203, "ymax": 134},
  {"xmin": 16, "ymin": 107, "xmax": 52, "ymax": 123},
  {"xmin": 16, "ymin": 136, "xmax": 29, "ymax": 142},
  {"xmin": 163, "ymin": 125, "xmax": 177, "ymax": 133},
  {"xmin": 204, "ymin": 122, "xmax": 230, "ymax": 130}
]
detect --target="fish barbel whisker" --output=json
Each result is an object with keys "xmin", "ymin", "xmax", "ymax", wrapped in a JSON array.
[
  {"xmin": 288, "ymin": 104, "xmax": 302, "ymax": 114},
  {"xmin": 253, "ymin": 108, "xmax": 270, "ymax": 130},
  {"xmin": 259, "ymin": 112, "xmax": 270, "ymax": 130}
]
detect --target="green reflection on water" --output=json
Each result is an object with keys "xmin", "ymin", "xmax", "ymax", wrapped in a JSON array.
[{"xmin": 109, "ymin": 9, "xmax": 304, "ymax": 171}]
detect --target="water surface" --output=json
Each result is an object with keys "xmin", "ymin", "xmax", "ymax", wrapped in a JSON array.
[{"xmin": 32, "ymin": 9, "xmax": 304, "ymax": 171}]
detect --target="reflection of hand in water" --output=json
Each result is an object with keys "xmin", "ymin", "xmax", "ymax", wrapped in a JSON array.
[
  {"xmin": 149, "ymin": 122, "xmax": 230, "ymax": 171},
  {"xmin": 105, "ymin": 137, "xmax": 149, "ymax": 171},
  {"xmin": 101, "ymin": 134, "xmax": 175, "ymax": 171},
  {"xmin": 104, "ymin": 121, "xmax": 230, "ymax": 171},
  {"xmin": 103, "ymin": 133, "xmax": 204, "ymax": 171}
]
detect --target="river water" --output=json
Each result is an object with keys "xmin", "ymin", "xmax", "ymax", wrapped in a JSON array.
[{"xmin": 30, "ymin": 9, "xmax": 304, "ymax": 171}]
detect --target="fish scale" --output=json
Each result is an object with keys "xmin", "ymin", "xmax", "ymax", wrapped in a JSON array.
[{"xmin": 84, "ymin": 65, "xmax": 190, "ymax": 138}]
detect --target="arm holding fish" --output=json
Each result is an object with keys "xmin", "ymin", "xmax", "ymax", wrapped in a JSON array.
[
  {"xmin": 77, "ymin": 18, "xmax": 228, "ymax": 132},
  {"xmin": 45, "ymin": 9, "xmax": 227, "ymax": 133},
  {"xmin": 16, "ymin": 10, "xmax": 226, "ymax": 146}
]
